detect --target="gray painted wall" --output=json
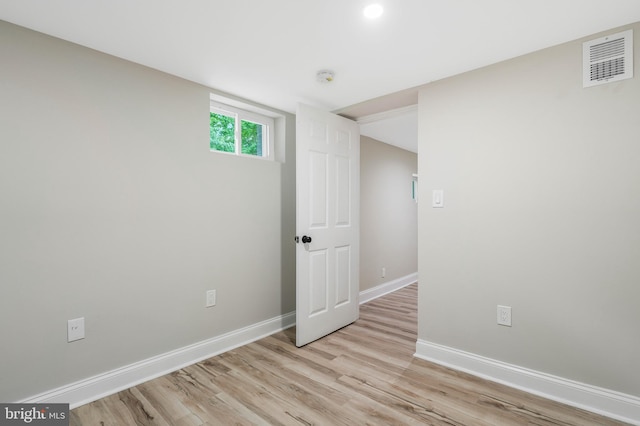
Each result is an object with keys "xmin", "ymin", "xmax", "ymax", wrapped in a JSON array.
[
  {"xmin": 418, "ymin": 22, "xmax": 640, "ymax": 396},
  {"xmin": 0, "ymin": 21, "xmax": 296, "ymax": 401},
  {"xmin": 360, "ymin": 136, "xmax": 417, "ymax": 291}
]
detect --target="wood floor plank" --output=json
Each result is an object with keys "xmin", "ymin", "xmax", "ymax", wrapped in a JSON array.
[{"xmin": 70, "ymin": 283, "xmax": 630, "ymax": 425}]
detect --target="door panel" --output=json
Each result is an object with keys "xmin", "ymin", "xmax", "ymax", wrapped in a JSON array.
[
  {"xmin": 309, "ymin": 250, "xmax": 328, "ymax": 316},
  {"xmin": 335, "ymin": 246, "xmax": 351, "ymax": 306},
  {"xmin": 296, "ymin": 103, "xmax": 360, "ymax": 347},
  {"xmin": 335, "ymin": 155, "xmax": 351, "ymax": 226},
  {"xmin": 309, "ymin": 152, "xmax": 328, "ymax": 228}
]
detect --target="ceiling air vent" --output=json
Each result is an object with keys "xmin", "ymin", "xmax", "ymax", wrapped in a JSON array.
[{"xmin": 583, "ymin": 29, "xmax": 633, "ymax": 88}]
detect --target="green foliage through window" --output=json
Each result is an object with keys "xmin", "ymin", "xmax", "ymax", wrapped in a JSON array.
[
  {"xmin": 210, "ymin": 113, "xmax": 266, "ymax": 157},
  {"xmin": 241, "ymin": 120, "xmax": 263, "ymax": 156},
  {"xmin": 210, "ymin": 112, "xmax": 235, "ymax": 153}
]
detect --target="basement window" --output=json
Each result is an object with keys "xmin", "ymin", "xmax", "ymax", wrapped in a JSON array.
[{"xmin": 210, "ymin": 99, "xmax": 274, "ymax": 160}]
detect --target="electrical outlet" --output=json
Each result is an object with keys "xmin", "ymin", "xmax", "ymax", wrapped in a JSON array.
[
  {"xmin": 206, "ymin": 290, "xmax": 216, "ymax": 308},
  {"xmin": 381, "ymin": 267, "xmax": 386, "ymax": 278},
  {"xmin": 497, "ymin": 305, "xmax": 512, "ymax": 327},
  {"xmin": 67, "ymin": 317, "xmax": 85, "ymax": 342}
]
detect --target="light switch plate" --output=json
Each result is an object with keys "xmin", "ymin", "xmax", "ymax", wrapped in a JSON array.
[
  {"xmin": 206, "ymin": 290, "xmax": 216, "ymax": 308},
  {"xmin": 432, "ymin": 190, "xmax": 444, "ymax": 208}
]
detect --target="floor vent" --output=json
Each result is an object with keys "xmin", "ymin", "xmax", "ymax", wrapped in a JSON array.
[{"xmin": 583, "ymin": 29, "xmax": 633, "ymax": 88}]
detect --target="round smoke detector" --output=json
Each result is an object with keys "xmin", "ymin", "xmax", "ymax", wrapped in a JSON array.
[{"xmin": 316, "ymin": 70, "xmax": 335, "ymax": 83}]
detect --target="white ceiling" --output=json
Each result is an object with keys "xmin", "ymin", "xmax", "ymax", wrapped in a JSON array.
[
  {"xmin": 2, "ymin": 1, "xmax": 640, "ymax": 152},
  {"xmin": 359, "ymin": 106, "xmax": 418, "ymax": 153}
]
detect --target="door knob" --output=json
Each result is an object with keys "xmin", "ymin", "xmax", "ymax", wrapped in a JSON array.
[{"xmin": 301, "ymin": 235, "xmax": 312, "ymax": 244}]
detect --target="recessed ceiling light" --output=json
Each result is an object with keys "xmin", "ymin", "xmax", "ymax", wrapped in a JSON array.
[{"xmin": 363, "ymin": 4, "xmax": 383, "ymax": 19}]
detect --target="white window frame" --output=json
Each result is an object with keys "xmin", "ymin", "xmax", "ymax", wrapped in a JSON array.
[{"xmin": 209, "ymin": 100, "xmax": 275, "ymax": 161}]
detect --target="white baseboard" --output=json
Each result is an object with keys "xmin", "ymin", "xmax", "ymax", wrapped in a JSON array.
[
  {"xmin": 21, "ymin": 312, "xmax": 296, "ymax": 409},
  {"xmin": 19, "ymin": 273, "xmax": 417, "ymax": 410},
  {"xmin": 359, "ymin": 272, "xmax": 418, "ymax": 304},
  {"xmin": 415, "ymin": 340, "xmax": 640, "ymax": 425}
]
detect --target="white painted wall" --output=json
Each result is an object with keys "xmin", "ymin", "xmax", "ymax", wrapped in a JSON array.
[
  {"xmin": 0, "ymin": 21, "xmax": 296, "ymax": 402},
  {"xmin": 418, "ymin": 22, "xmax": 640, "ymax": 398}
]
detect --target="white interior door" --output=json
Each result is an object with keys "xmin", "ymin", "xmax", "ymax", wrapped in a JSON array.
[{"xmin": 295, "ymin": 103, "xmax": 360, "ymax": 347}]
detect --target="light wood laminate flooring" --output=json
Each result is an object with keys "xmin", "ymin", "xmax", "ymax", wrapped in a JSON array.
[{"xmin": 70, "ymin": 284, "xmax": 628, "ymax": 425}]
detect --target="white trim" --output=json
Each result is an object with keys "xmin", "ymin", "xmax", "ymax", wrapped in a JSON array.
[
  {"xmin": 359, "ymin": 272, "xmax": 418, "ymax": 305},
  {"xmin": 356, "ymin": 105, "xmax": 418, "ymax": 125},
  {"xmin": 209, "ymin": 93, "xmax": 283, "ymax": 119},
  {"xmin": 21, "ymin": 312, "xmax": 296, "ymax": 409},
  {"xmin": 415, "ymin": 340, "xmax": 640, "ymax": 425}
]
